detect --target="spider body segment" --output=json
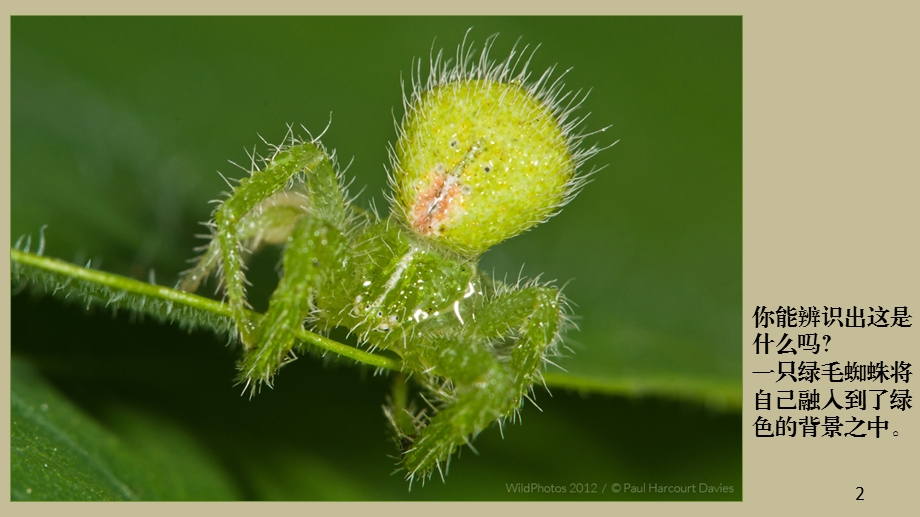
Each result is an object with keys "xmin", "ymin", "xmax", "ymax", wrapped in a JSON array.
[{"xmin": 177, "ymin": 38, "xmax": 605, "ymax": 484}]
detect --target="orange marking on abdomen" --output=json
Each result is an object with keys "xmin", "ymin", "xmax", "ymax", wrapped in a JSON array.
[{"xmin": 411, "ymin": 170, "xmax": 462, "ymax": 235}]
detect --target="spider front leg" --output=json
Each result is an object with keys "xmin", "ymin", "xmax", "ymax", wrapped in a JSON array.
[
  {"xmin": 178, "ymin": 137, "xmax": 349, "ymax": 388},
  {"xmin": 176, "ymin": 191, "xmax": 309, "ymax": 295},
  {"xmin": 401, "ymin": 285, "xmax": 565, "ymax": 483},
  {"xmin": 239, "ymin": 216, "xmax": 347, "ymax": 389}
]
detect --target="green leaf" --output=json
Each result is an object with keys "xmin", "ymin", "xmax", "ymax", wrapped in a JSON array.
[{"xmin": 11, "ymin": 357, "xmax": 240, "ymax": 500}]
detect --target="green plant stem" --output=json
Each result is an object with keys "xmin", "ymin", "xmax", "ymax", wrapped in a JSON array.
[
  {"xmin": 10, "ymin": 249, "xmax": 742, "ymax": 409},
  {"xmin": 10, "ymin": 249, "xmax": 400, "ymax": 372}
]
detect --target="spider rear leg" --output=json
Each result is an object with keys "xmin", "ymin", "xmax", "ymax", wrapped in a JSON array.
[
  {"xmin": 238, "ymin": 216, "xmax": 347, "ymax": 391},
  {"xmin": 400, "ymin": 285, "xmax": 565, "ymax": 483},
  {"xmin": 400, "ymin": 336, "xmax": 514, "ymax": 483},
  {"xmin": 482, "ymin": 286, "xmax": 565, "ymax": 408}
]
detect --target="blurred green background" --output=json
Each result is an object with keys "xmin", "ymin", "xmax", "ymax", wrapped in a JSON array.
[{"xmin": 11, "ymin": 17, "xmax": 741, "ymax": 500}]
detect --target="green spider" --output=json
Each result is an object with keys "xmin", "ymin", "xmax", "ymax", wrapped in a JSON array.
[{"xmin": 176, "ymin": 36, "xmax": 607, "ymax": 485}]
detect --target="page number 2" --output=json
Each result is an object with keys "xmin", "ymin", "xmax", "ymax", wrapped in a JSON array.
[{"xmin": 856, "ymin": 487, "xmax": 865, "ymax": 501}]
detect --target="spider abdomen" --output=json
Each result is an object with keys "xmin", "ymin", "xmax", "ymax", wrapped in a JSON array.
[{"xmin": 393, "ymin": 79, "xmax": 579, "ymax": 255}]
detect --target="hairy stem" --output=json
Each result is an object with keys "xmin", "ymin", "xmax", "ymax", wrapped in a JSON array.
[
  {"xmin": 10, "ymin": 249, "xmax": 400, "ymax": 372},
  {"xmin": 10, "ymin": 248, "xmax": 740, "ymax": 407}
]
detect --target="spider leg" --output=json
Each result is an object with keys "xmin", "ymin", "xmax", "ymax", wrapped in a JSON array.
[
  {"xmin": 401, "ymin": 285, "xmax": 564, "ymax": 482},
  {"xmin": 178, "ymin": 141, "xmax": 347, "ymax": 346},
  {"xmin": 401, "ymin": 335, "xmax": 513, "ymax": 482},
  {"xmin": 177, "ymin": 192, "xmax": 308, "ymax": 293},
  {"xmin": 238, "ymin": 215, "xmax": 347, "ymax": 391},
  {"xmin": 481, "ymin": 286, "xmax": 565, "ymax": 408}
]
